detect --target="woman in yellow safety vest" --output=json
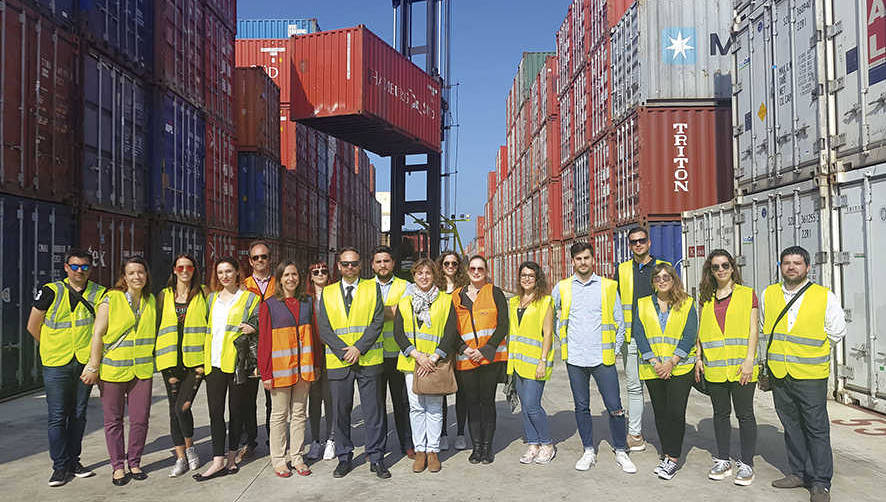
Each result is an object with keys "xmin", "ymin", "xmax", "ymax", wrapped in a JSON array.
[
  {"xmin": 632, "ymin": 263, "xmax": 698, "ymax": 481},
  {"xmin": 81, "ymin": 257, "xmax": 157, "ymax": 486},
  {"xmin": 156, "ymin": 254, "xmax": 209, "ymax": 477},
  {"xmin": 435, "ymin": 251, "xmax": 469, "ymax": 451},
  {"xmin": 193, "ymin": 257, "xmax": 260, "ymax": 482},
  {"xmin": 694, "ymin": 250, "xmax": 759, "ymax": 486},
  {"xmin": 507, "ymin": 261, "xmax": 555, "ymax": 465},
  {"xmin": 392, "ymin": 258, "xmax": 459, "ymax": 473}
]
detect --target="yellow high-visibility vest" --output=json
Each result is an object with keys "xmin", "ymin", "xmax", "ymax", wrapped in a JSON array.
[
  {"xmin": 699, "ymin": 285, "xmax": 758, "ymax": 383},
  {"xmin": 155, "ymin": 288, "xmax": 209, "ymax": 370},
  {"xmin": 203, "ymin": 290, "xmax": 260, "ymax": 374},
  {"xmin": 617, "ymin": 258, "xmax": 670, "ymax": 342},
  {"xmin": 396, "ymin": 292, "xmax": 452, "ymax": 372},
  {"xmin": 763, "ymin": 283, "xmax": 830, "ymax": 380},
  {"xmin": 636, "ymin": 295, "xmax": 696, "ymax": 380},
  {"xmin": 380, "ymin": 277, "xmax": 409, "ymax": 358},
  {"xmin": 507, "ymin": 295, "xmax": 554, "ymax": 380},
  {"xmin": 556, "ymin": 277, "xmax": 619, "ymax": 364},
  {"xmin": 39, "ymin": 280, "xmax": 106, "ymax": 367},
  {"xmin": 100, "ymin": 290, "xmax": 157, "ymax": 382},
  {"xmin": 322, "ymin": 280, "xmax": 382, "ymax": 369}
]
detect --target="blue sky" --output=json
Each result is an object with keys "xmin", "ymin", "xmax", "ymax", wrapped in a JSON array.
[{"xmin": 237, "ymin": 0, "xmax": 571, "ymax": 244}]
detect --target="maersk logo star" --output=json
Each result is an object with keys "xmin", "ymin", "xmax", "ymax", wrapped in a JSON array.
[{"xmin": 661, "ymin": 27, "xmax": 697, "ymax": 65}]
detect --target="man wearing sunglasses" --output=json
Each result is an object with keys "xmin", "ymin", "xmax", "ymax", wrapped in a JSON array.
[
  {"xmin": 317, "ymin": 247, "xmax": 387, "ymax": 479},
  {"xmin": 27, "ymin": 249, "xmax": 107, "ymax": 487},
  {"xmin": 614, "ymin": 227, "xmax": 670, "ymax": 452}
]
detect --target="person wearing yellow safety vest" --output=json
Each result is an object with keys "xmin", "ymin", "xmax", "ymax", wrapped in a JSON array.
[
  {"xmin": 507, "ymin": 261, "xmax": 556, "ymax": 466},
  {"xmin": 614, "ymin": 226, "xmax": 670, "ymax": 452},
  {"xmin": 391, "ymin": 258, "xmax": 459, "ymax": 474},
  {"xmin": 81, "ymin": 257, "xmax": 157, "ymax": 487},
  {"xmin": 193, "ymin": 257, "xmax": 260, "ymax": 482},
  {"xmin": 316, "ymin": 247, "xmax": 387, "ymax": 479},
  {"xmin": 372, "ymin": 245, "xmax": 415, "ymax": 459},
  {"xmin": 451, "ymin": 255, "xmax": 509, "ymax": 465},
  {"xmin": 552, "ymin": 242, "xmax": 635, "ymax": 474},
  {"xmin": 27, "ymin": 249, "xmax": 106, "ymax": 487},
  {"xmin": 435, "ymin": 251, "xmax": 469, "ymax": 451},
  {"xmin": 694, "ymin": 250, "xmax": 759, "ymax": 486},
  {"xmin": 633, "ymin": 263, "xmax": 698, "ymax": 481},
  {"xmin": 764, "ymin": 246, "xmax": 846, "ymax": 502},
  {"xmin": 156, "ymin": 254, "xmax": 209, "ymax": 478}
]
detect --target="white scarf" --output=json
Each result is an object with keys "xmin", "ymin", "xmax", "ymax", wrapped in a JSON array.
[{"xmin": 408, "ymin": 283, "xmax": 439, "ymax": 328}]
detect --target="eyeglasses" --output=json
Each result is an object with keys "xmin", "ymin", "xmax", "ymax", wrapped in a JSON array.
[
  {"xmin": 653, "ymin": 275, "xmax": 673, "ymax": 284},
  {"xmin": 339, "ymin": 261, "xmax": 359, "ymax": 268},
  {"xmin": 68, "ymin": 263, "xmax": 90, "ymax": 272},
  {"xmin": 469, "ymin": 266, "xmax": 485, "ymax": 272},
  {"xmin": 629, "ymin": 237, "xmax": 648, "ymax": 246},
  {"xmin": 711, "ymin": 262, "xmax": 732, "ymax": 271},
  {"xmin": 442, "ymin": 261, "xmax": 458, "ymax": 267},
  {"xmin": 520, "ymin": 273, "xmax": 536, "ymax": 279},
  {"xmin": 174, "ymin": 265, "xmax": 195, "ymax": 272},
  {"xmin": 311, "ymin": 268, "xmax": 329, "ymax": 276},
  {"xmin": 250, "ymin": 254, "xmax": 269, "ymax": 261}
]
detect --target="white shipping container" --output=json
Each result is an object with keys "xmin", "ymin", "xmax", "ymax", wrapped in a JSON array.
[
  {"xmin": 562, "ymin": 162, "xmax": 575, "ymax": 238},
  {"xmin": 680, "ymin": 201, "xmax": 740, "ymax": 299},
  {"xmin": 573, "ymin": 152, "xmax": 590, "ymax": 235},
  {"xmin": 591, "ymin": 137, "xmax": 612, "ymax": 229}
]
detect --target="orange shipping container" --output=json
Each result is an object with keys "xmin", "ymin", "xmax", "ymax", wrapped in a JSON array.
[
  {"xmin": 234, "ymin": 67, "xmax": 281, "ymax": 159},
  {"xmin": 235, "ymin": 38, "xmax": 292, "ymax": 104}
]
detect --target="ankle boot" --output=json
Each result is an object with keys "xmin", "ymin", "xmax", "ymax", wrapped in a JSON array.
[
  {"xmin": 481, "ymin": 442, "xmax": 494, "ymax": 464},
  {"xmin": 468, "ymin": 442, "xmax": 483, "ymax": 464},
  {"xmin": 427, "ymin": 452, "xmax": 441, "ymax": 473},
  {"xmin": 412, "ymin": 452, "xmax": 427, "ymax": 473}
]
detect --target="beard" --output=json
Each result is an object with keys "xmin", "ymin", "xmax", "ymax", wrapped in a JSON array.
[{"xmin": 782, "ymin": 271, "xmax": 808, "ymax": 288}]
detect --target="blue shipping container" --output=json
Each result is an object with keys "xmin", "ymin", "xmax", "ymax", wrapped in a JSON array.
[
  {"xmin": 33, "ymin": 0, "xmax": 76, "ymax": 23},
  {"xmin": 82, "ymin": 51, "xmax": 150, "ymax": 215},
  {"xmin": 236, "ymin": 18, "xmax": 319, "ymax": 39},
  {"xmin": 614, "ymin": 222, "xmax": 683, "ymax": 276},
  {"xmin": 0, "ymin": 195, "xmax": 75, "ymax": 399},
  {"xmin": 151, "ymin": 90, "xmax": 205, "ymax": 221},
  {"xmin": 78, "ymin": 0, "xmax": 153, "ymax": 73},
  {"xmin": 149, "ymin": 220, "xmax": 205, "ymax": 293},
  {"xmin": 238, "ymin": 153, "xmax": 281, "ymax": 238}
]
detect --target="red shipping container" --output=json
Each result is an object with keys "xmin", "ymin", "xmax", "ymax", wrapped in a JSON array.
[
  {"xmin": 588, "ymin": 39, "xmax": 611, "ymax": 142},
  {"xmin": 205, "ymin": 119, "xmax": 237, "ymax": 229},
  {"xmin": 614, "ymin": 106, "xmax": 733, "ymax": 225},
  {"xmin": 544, "ymin": 55, "xmax": 558, "ymax": 120},
  {"xmin": 204, "ymin": 0, "xmax": 236, "ymax": 32},
  {"xmin": 79, "ymin": 210, "xmax": 149, "ymax": 288},
  {"xmin": 280, "ymin": 103, "xmax": 297, "ymax": 170},
  {"xmin": 556, "ymin": 4, "xmax": 572, "ymax": 97},
  {"xmin": 591, "ymin": 135, "xmax": 614, "ymax": 231},
  {"xmin": 487, "ymin": 171, "xmax": 497, "ymax": 201},
  {"xmin": 204, "ymin": 8, "xmax": 234, "ymax": 125},
  {"xmin": 235, "ymin": 38, "xmax": 291, "ymax": 104},
  {"xmin": 205, "ymin": 228, "xmax": 237, "ymax": 281},
  {"xmin": 592, "ymin": 227, "xmax": 615, "ymax": 278},
  {"xmin": 547, "ymin": 178, "xmax": 563, "ymax": 241},
  {"xmin": 280, "ymin": 169, "xmax": 298, "ymax": 242},
  {"xmin": 154, "ymin": 0, "xmax": 205, "ymax": 107},
  {"xmin": 236, "ymin": 237, "xmax": 280, "ymax": 276},
  {"xmin": 289, "ymin": 26, "xmax": 442, "ymax": 155},
  {"xmin": 607, "ymin": 0, "xmax": 634, "ymax": 28},
  {"xmin": 234, "ymin": 67, "xmax": 281, "ymax": 159},
  {"xmin": 1, "ymin": 0, "xmax": 79, "ymax": 202}
]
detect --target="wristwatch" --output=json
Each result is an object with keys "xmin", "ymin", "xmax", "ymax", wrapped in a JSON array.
[{"xmin": 84, "ymin": 366, "xmax": 98, "ymax": 374}]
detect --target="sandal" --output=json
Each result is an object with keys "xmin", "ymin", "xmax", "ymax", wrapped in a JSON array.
[
  {"xmin": 293, "ymin": 464, "xmax": 312, "ymax": 476},
  {"xmin": 226, "ymin": 464, "xmax": 239, "ymax": 474},
  {"xmin": 274, "ymin": 469, "xmax": 292, "ymax": 478}
]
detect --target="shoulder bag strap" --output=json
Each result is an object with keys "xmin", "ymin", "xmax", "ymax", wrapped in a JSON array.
[
  {"xmin": 65, "ymin": 282, "xmax": 96, "ymax": 318},
  {"xmin": 763, "ymin": 282, "xmax": 814, "ymax": 363}
]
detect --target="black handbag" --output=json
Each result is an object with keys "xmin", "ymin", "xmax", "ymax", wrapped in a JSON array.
[{"xmin": 758, "ymin": 282, "xmax": 813, "ymax": 392}]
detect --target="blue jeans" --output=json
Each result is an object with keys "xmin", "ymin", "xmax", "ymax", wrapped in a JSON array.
[
  {"xmin": 566, "ymin": 362, "xmax": 627, "ymax": 451},
  {"xmin": 514, "ymin": 374, "xmax": 552, "ymax": 445},
  {"xmin": 405, "ymin": 373, "xmax": 444, "ymax": 452},
  {"xmin": 43, "ymin": 359, "xmax": 93, "ymax": 471}
]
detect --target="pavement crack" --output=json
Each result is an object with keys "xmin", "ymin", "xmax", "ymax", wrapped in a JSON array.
[{"xmin": 233, "ymin": 459, "xmax": 270, "ymax": 502}]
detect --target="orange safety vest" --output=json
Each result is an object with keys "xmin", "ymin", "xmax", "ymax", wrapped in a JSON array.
[
  {"xmin": 264, "ymin": 297, "xmax": 316, "ymax": 387},
  {"xmin": 452, "ymin": 284, "xmax": 507, "ymax": 371},
  {"xmin": 245, "ymin": 275, "xmax": 276, "ymax": 301}
]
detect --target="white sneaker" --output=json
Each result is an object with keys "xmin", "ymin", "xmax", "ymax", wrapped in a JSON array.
[
  {"xmin": 186, "ymin": 446, "xmax": 200, "ymax": 471},
  {"xmin": 453, "ymin": 435, "xmax": 468, "ymax": 450},
  {"xmin": 322, "ymin": 439, "xmax": 336, "ymax": 461},
  {"xmin": 733, "ymin": 460, "xmax": 755, "ymax": 486},
  {"xmin": 615, "ymin": 450, "xmax": 637, "ymax": 474},
  {"xmin": 439, "ymin": 435, "xmax": 450, "ymax": 451},
  {"xmin": 653, "ymin": 457, "xmax": 668, "ymax": 476},
  {"xmin": 574, "ymin": 449, "xmax": 597, "ymax": 471},
  {"xmin": 168, "ymin": 457, "xmax": 189, "ymax": 477},
  {"xmin": 658, "ymin": 458, "xmax": 678, "ymax": 480},
  {"xmin": 708, "ymin": 458, "xmax": 732, "ymax": 480}
]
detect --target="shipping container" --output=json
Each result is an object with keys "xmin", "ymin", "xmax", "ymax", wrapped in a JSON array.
[
  {"xmin": 588, "ymin": 38, "xmax": 610, "ymax": 142},
  {"xmin": 151, "ymin": 89, "xmax": 205, "ymax": 221},
  {"xmin": 561, "ymin": 162, "xmax": 574, "ymax": 239},
  {"xmin": 238, "ymin": 152, "xmax": 281, "ymax": 239},
  {"xmin": 591, "ymin": 135, "xmax": 613, "ymax": 231},
  {"xmin": 234, "ymin": 38, "xmax": 290, "ymax": 104},
  {"xmin": 204, "ymin": 228, "xmax": 236, "ymax": 280},
  {"xmin": 234, "ymin": 66, "xmax": 281, "ymax": 159},
  {"xmin": 614, "ymin": 221, "xmax": 684, "ymax": 276},
  {"xmin": 593, "ymin": 227, "xmax": 615, "ymax": 278},
  {"xmin": 236, "ymin": 18, "xmax": 319, "ymax": 38},
  {"xmin": 487, "ymin": 171, "xmax": 497, "ymax": 202},
  {"xmin": 0, "ymin": 195, "xmax": 75, "ymax": 399},
  {"xmin": 611, "ymin": 0, "xmax": 733, "ymax": 120},
  {"xmin": 680, "ymin": 201, "xmax": 739, "ymax": 299},
  {"xmin": 280, "ymin": 169, "xmax": 299, "ymax": 243},
  {"xmin": 204, "ymin": 7, "xmax": 234, "ymax": 124},
  {"xmin": 78, "ymin": 209, "xmax": 149, "ymax": 289},
  {"xmin": 573, "ymin": 151, "xmax": 590, "ymax": 234},
  {"xmin": 82, "ymin": 51, "xmax": 150, "ymax": 214},
  {"xmin": 614, "ymin": 106, "xmax": 733, "ymax": 225},
  {"xmin": 1, "ymin": 1, "xmax": 79, "ymax": 202},
  {"xmin": 203, "ymin": 0, "xmax": 235, "ymax": 31},
  {"xmin": 289, "ymin": 26, "xmax": 442, "ymax": 155},
  {"xmin": 148, "ymin": 220, "xmax": 204, "ymax": 293},
  {"xmin": 32, "ymin": 0, "xmax": 76, "ymax": 24},
  {"xmin": 78, "ymin": 0, "xmax": 153, "ymax": 74},
  {"xmin": 154, "ymin": 0, "xmax": 204, "ymax": 106},
  {"xmin": 556, "ymin": 4, "xmax": 572, "ymax": 97},
  {"xmin": 205, "ymin": 118, "xmax": 237, "ymax": 229}
]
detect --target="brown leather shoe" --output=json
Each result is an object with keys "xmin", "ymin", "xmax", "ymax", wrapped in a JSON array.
[
  {"xmin": 404, "ymin": 448, "xmax": 416, "ymax": 460},
  {"xmin": 412, "ymin": 452, "xmax": 427, "ymax": 473},
  {"xmin": 427, "ymin": 452, "xmax": 441, "ymax": 473},
  {"xmin": 772, "ymin": 474, "xmax": 806, "ymax": 489}
]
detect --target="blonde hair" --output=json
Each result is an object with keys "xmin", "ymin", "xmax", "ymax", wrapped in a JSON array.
[{"xmin": 652, "ymin": 263, "xmax": 689, "ymax": 310}]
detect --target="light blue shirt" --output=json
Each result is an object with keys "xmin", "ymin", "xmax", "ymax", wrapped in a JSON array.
[{"xmin": 552, "ymin": 274, "xmax": 626, "ymax": 367}]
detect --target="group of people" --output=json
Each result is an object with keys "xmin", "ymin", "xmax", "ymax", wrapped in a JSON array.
[{"xmin": 27, "ymin": 227, "xmax": 845, "ymax": 502}]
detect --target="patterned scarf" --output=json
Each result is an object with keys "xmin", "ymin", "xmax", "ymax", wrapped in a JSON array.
[{"xmin": 409, "ymin": 283, "xmax": 439, "ymax": 328}]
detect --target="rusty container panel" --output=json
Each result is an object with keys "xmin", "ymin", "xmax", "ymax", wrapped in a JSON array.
[
  {"xmin": 290, "ymin": 26, "xmax": 442, "ymax": 155},
  {"xmin": 204, "ymin": 228, "xmax": 236, "ymax": 281},
  {"xmin": 79, "ymin": 209, "xmax": 149, "ymax": 288},
  {"xmin": 204, "ymin": 7, "xmax": 234, "ymax": 125},
  {"xmin": 614, "ymin": 105, "xmax": 733, "ymax": 225},
  {"xmin": 204, "ymin": 118, "xmax": 237, "ymax": 229},
  {"xmin": 154, "ymin": 0, "xmax": 204, "ymax": 107},
  {"xmin": 235, "ymin": 38, "xmax": 291, "ymax": 104},
  {"xmin": 1, "ymin": 1, "xmax": 79, "ymax": 202},
  {"xmin": 234, "ymin": 67, "xmax": 281, "ymax": 160}
]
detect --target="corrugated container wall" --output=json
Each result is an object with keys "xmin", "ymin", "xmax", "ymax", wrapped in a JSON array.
[
  {"xmin": 238, "ymin": 153, "xmax": 281, "ymax": 239},
  {"xmin": 234, "ymin": 67, "xmax": 281, "ymax": 159},
  {"xmin": 153, "ymin": 0, "xmax": 204, "ymax": 106},
  {"xmin": 680, "ymin": 200, "xmax": 738, "ymax": 298},
  {"xmin": 591, "ymin": 135, "xmax": 613, "ymax": 230},
  {"xmin": 205, "ymin": 228, "xmax": 236, "ymax": 279},
  {"xmin": 205, "ymin": 120, "xmax": 237, "ymax": 229},
  {"xmin": 33, "ymin": 0, "xmax": 76, "ymax": 24},
  {"xmin": 236, "ymin": 18, "xmax": 319, "ymax": 38},
  {"xmin": 203, "ymin": 7, "xmax": 234, "ymax": 125},
  {"xmin": 234, "ymin": 39, "xmax": 290, "ymax": 104},
  {"xmin": 78, "ymin": 0, "xmax": 153, "ymax": 74},
  {"xmin": 79, "ymin": 209, "xmax": 149, "ymax": 288},
  {"xmin": 151, "ymin": 89, "xmax": 205, "ymax": 222},
  {"xmin": 573, "ymin": 151, "xmax": 590, "ymax": 235}
]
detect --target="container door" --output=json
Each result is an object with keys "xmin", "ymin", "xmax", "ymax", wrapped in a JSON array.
[
  {"xmin": 737, "ymin": 191, "xmax": 779, "ymax": 292},
  {"xmin": 681, "ymin": 211, "xmax": 705, "ymax": 298},
  {"xmin": 773, "ymin": 180, "xmax": 826, "ymax": 283}
]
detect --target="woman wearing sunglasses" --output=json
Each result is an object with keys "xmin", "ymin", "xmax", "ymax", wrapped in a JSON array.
[
  {"xmin": 434, "ymin": 252, "xmax": 469, "ymax": 451},
  {"xmin": 451, "ymin": 255, "xmax": 509, "ymax": 465},
  {"xmin": 305, "ymin": 260, "xmax": 336, "ymax": 461},
  {"xmin": 632, "ymin": 263, "xmax": 698, "ymax": 481},
  {"xmin": 695, "ymin": 250, "xmax": 759, "ymax": 486},
  {"xmin": 156, "ymin": 255, "xmax": 209, "ymax": 477}
]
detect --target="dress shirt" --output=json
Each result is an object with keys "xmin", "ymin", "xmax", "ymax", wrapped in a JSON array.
[
  {"xmin": 759, "ymin": 280, "xmax": 847, "ymax": 343},
  {"xmin": 552, "ymin": 274, "xmax": 626, "ymax": 367}
]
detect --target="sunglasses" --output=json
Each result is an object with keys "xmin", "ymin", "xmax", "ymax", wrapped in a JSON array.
[
  {"xmin": 250, "ymin": 254, "xmax": 269, "ymax": 261},
  {"xmin": 339, "ymin": 261, "xmax": 359, "ymax": 268},
  {"xmin": 311, "ymin": 268, "xmax": 329, "ymax": 276},
  {"xmin": 469, "ymin": 266, "xmax": 486, "ymax": 272},
  {"xmin": 653, "ymin": 275, "xmax": 673, "ymax": 284},
  {"xmin": 711, "ymin": 262, "xmax": 732, "ymax": 271},
  {"xmin": 629, "ymin": 237, "xmax": 648, "ymax": 245},
  {"xmin": 68, "ymin": 263, "xmax": 90, "ymax": 272},
  {"xmin": 175, "ymin": 265, "xmax": 195, "ymax": 272},
  {"xmin": 442, "ymin": 261, "xmax": 458, "ymax": 267}
]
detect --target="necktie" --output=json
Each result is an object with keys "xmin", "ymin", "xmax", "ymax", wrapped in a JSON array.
[{"xmin": 345, "ymin": 285, "xmax": 354, "ymax": 313}]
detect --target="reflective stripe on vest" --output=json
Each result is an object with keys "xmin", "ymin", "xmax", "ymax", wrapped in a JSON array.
[
  {"xmin": 380, "ymin": 277, "xmax": 409, "ymax": 358},
  {"xmin": 203, "ymin": 290, "xmax": 260, "ymax": 375},
  {"xmin": 39, "ymin": 280, "xmax": 106, "ymax": 367},
  {"xmin": 396, "ymin": 293, "xmax": 452, "ymax": 372},
  {"xmin": 617, "ymin": 259, "xmax": 669, "ymax": 343},
  {"xmin": 155, "ymin": 288, "xmax": 209, "ymax": 370},
  {"xmin": 699, "ymin": 284, "xmax": 758, "ymax": 383},
  {"xmin": 636, "ymin": 296, "xmax": 696, "ymax": 380},
  {"xmin": 452, "ymin": 284, "xmax": 507, "ymax": 371},
  {"xmin": 323, "ymin": 280, "xmax": 382, "ymax": 369},
  {"xmin": 507, "ymin": 295, "xmax": 554, "ymax": 380},
  {"xmin": 266, "ymin": 297, "xmax": 316, "ymax": 387},
  {"xmin": 556, "ymin": 277, "xmax": 619, "ymax": 365},
  {"xmin": 100, "ymin": 291, "xmax": 157, "ymax": 382},
  {"xmin": 763, "ymin": 283, "xmax": 830, "ymax": 380}
]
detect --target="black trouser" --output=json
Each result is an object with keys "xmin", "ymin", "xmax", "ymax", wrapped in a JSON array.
[
  {"xmin": 162, "ymin": 367, "xmax": 203, "ymax": 446},
  {"xmin": 645, "ymin": 372, "xmax": 693, "ymax": 459},
  {"xmin": 264, "ymin": 388, "xmax": 272, "ymax": 443},
  {"xmin": 308, "ymin": 370, "xmax": 334, "ymax": 442},
  {"xmin": 772, "ymin": 376, "xmax": 832, "ymax": 488},
  {"xmin": 442, "ymin": 387, "xmax": 467, "ymax": 437},
  {"xmin": 708, "ymin": 379, "xmax": 757, "ymax": 465},
  {"xmin": 205, "ymin": 369, "xmax": 235, "ymax": 457},
  {"xmin": 237, "ymin": 377, "xmax": 260, "ymax": 449},
  {"xmin": 456, "ymin": 363, "xmax": 501, "ymax": 445},
  {"xmin": 329, "ymin": 366, "xmax": 386, "ymax": 463},
  {"xmin": 380, "ymin": 357, "xmax": 413, "ymax": 451}
]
